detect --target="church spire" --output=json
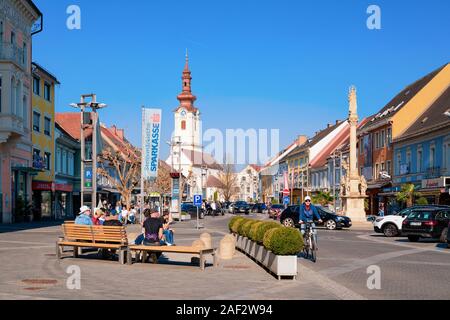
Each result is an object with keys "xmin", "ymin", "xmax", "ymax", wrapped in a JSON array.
[{"xmin": 177, "ymin": 51, "xmax": 197, "ymax": 112}]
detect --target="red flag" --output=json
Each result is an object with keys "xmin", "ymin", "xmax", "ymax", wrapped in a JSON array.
[{"xmin": 283, "ymin": 171, "xmax": 290, "ymax": 196}]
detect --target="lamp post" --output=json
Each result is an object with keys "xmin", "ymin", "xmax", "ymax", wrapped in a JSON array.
[
  {"xmin": 201, "ymin": 165, "xmax": 208, "ymax": 200},
  {"xmin": 70, "ymin": 94, "xmax": 107, "ymax": 212}
]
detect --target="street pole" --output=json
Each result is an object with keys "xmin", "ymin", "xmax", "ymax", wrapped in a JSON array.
[
  {"xmin": 333, "ymin": 151, "xmax": 336, "ymax": 211},
  {"xmin": 80, "ymin": 101, "xmax": 85, "ymax": 208},
  {"xmin": 92, "ymin": 99, "xmax": 97, "ymax": 211}
]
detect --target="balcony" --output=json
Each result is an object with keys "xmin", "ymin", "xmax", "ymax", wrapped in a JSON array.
[
  {"xmin": 425, "ymin": 166, "xmax": 441, "ymax": 179},
  {"xmin": 0, "ymin": 42, "xmax": 26, "ymax": 69}
]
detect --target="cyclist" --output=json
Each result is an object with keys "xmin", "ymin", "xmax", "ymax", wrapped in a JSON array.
[{"xmin": 299, "ymin": 196, "xmax": 323, "ymax": 243}]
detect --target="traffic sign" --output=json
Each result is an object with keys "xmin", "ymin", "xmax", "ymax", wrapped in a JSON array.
[
  {"xmin": 283, "ymin": 196, "xmax": 290, "ymax": 205},
  {"xmin": 194, "ymin": 194, "xmax": 202, "ymax": 207}
]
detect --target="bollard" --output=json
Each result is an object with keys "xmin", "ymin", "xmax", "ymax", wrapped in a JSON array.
[
  {"xmin": 200, "ymin": 233, "xmax": 212, "ymax": 249},
  {"xmin": 219, "ymin": 234, "xmax": 236, "ymax": 260}
]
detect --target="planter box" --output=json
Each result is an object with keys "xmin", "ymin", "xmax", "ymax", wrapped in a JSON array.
[{"xmin": 234, "ymin": 235, "xmax": 297, "ymax": 280}]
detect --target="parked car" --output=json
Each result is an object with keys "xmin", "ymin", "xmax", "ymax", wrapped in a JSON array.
[
  {"xmin": 402, "ymin": 207, "xmax": 450, "ymax": 243},
  {"xmin": 373, "ymin": 205, "xmax": 450, "ymax": 237},
  {"xmin": 230, "ymin": 201, "xmax": 251, "ymax": 214},
  {"xmin": 280, "ymin": 205, "xmax": 352, "ymax": 230},
  {"xmin": 250, "ymin": 203, "xmax": 268, "ymax": 213},
  {"xmin": 269, "ymin": 204, "xmax": 285, "ymax": 220},
  {"xmin": 181, "ymin": 202, "xmax": 205, "ymax": 219}
]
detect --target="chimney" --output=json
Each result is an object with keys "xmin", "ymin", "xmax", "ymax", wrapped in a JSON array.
[
  {"xmin": 336, "ymin": 120, "xmax": 340, "ymax": 125},
  {"xmin": 297, "ymin": 135, "xmax": 308, "ymax": 146},
  {"xmin": 327, "ymin": 123, "xmax": 332, "ymax": 128}
]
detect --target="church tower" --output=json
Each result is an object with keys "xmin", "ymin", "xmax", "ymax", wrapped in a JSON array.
[{"xmin": 172, "ymin": 52, "xmax": 202, "ymax": 153}]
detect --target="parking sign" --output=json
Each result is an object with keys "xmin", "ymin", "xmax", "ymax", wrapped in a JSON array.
[{"xmin": 194, "ymin": 195, "xmax": 202, "ymax": 207}]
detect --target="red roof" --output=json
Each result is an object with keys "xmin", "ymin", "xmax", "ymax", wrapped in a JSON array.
[
  {"xmin": 55, "ymin": 113, "xmax": 87, "ymax": 140},
  {"xmin": 182, "ymin": 149, "xmax": 223, "ymax": 171}
]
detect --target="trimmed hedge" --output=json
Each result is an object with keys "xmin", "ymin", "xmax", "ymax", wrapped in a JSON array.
[
  {"xmin": 248, "ymin": 222, "xmax": 264, "ymax": 241},
  {"xmin": 262, "ymin": 227, "xmax": 279, "ymax": 251},
  {"xmin": 231, "ymin": 217, "xmax": 247, "ymax": 234},
  {"xmin": 255, "ymin": 222, "xmax": 282, "ymax": 244},
  {"xmin": 241, "ymin": 220, "xmax": 259, "ymax": 238},
  {"xmin": 229, "ymin": 216, "xmax": 244, "ymax": 232},
  {"xmin": 265, "ymin": 227, "xmax": 304, "ymax": 255}
]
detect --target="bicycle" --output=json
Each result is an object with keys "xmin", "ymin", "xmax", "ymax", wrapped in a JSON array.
[{"xmin": 302, "ymin": 222, "xmax": 318, "ymax": 263}]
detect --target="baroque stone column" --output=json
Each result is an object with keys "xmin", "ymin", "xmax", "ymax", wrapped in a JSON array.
[{"xmin": 341, "ymin": 86, "xmax": 367, "ymax": 222}]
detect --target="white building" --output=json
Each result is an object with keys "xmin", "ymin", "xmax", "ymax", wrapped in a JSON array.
[
  {"xmin": 166, "ymin": 54, "xmax": 222, "ymax": 201},
  {"xmin": 237, "ymin": 164, "xmax": 261, "ymax": 202}
]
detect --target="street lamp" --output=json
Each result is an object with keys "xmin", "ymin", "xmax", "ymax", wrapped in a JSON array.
[
  {"xmin": 201, "ymin": 165, "xmax": 208, "ymax": 200},
  {"xmin": 70, "ymin": 94, "xmax": 107, "ymax": 211}
]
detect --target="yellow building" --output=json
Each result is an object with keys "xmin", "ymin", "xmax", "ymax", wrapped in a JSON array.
[{"xmin": 31, "ymin": 63, "xmax": 59, "ymax": 220}]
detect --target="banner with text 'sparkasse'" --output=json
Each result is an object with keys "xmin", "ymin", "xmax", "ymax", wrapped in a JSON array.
[{"xmin": 142, "ymin": 108, "xmax": 162, "ymax": 180}]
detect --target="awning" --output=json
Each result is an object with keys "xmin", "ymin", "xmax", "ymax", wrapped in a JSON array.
[
  {"xmin": 12, "ymin": 166, "xmax": 43, "ymax": 175},
  {"xmin": 367, "ymin": 181, "xmax": 391, "ymax": 190}
]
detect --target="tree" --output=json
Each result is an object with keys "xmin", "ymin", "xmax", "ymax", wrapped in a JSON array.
[
  {"xmin": 218, "ymin": 162, "xmax": 239, "ymax": 202},
  {"xmin": 312, "ymin": 191, "xmax": 334, "ymax": 206},
  {"xmin": 415, "ymin": 197, "xmax": 429, "ymax": 206},
  {"xmin": 396, "ymin": 183, "xmax": 419, "ymax": 208},
  {"xmin": 98, "ymin": 142, "xmax": 141, "ymax": 210},
  {"xmin": 145, "ymin": 161, "xmax": 172, "ymax": 196}
]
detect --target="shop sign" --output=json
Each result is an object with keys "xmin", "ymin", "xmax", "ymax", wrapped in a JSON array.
[
  {"xmin": 32, "ymin": 181, "xmax": 52, "ymax": 191},
  {"xmin": 422, "ymin": 178, "xmax": 443, "ymax": 189}
]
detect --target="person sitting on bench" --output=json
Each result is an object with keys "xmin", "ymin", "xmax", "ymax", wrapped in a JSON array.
[{"xmin": 143, "ymin": 210, "xmax": 164, "ymax": 246}]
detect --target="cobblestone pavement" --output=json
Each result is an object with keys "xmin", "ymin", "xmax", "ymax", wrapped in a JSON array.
[{"xmin": 0, "ymin": 214, "xmax": 449, "ymax": 300}]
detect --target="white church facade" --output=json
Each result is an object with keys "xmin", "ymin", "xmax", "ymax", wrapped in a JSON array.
[{"xmin": 166, "ymin": 54, "xmax": 223, "ymax": 201}]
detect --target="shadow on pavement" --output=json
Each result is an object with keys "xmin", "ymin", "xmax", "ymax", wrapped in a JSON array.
[{"xmin": 0, "ymin": 220, "xmax": 68, "ymax": 234}]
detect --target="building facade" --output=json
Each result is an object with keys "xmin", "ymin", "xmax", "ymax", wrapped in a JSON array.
[
  {"xmin": 393, "ymin": 86, "xmax": 450, "ymax": 208},
  {"xmin": 286, "ymin": 121, "xmax": 348, "ymax": 205},
  {"xmin": 0, "ymin": 0, "xmax": 42, "ymax": 223},
  {"xmin": 54, "ymin": 122, "xmax": 80, "ymax": 219},
  {"xmin": 237, "ymin": 164, "xmax": 261, "ymax": 202},
  {"xmin": 358, "ymin": 63, "xmax": 450, "ymax": 215},
  {"xmin": 31, "ymin": 62, "xmax": 59, "ymax": 220}
]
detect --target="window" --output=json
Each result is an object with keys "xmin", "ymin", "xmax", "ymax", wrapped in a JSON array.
[
  {"xmin": 23, "ymin": 42, "xmax": 27, "ymax": 65},
  {"xmin": 445, "ymin": 143, "xmax": 450, "ymax": 171},
  {"xmin": 44, "ymin": 153, "xmax": 51, "ymax": 171},
  {"xmin": 33, "ymin": 77, "xmax": 40, "ymax": 95},
  {"xmin": 22, "ymin": 96, "xmax": 27, "ymax": 128},
  {"xmin": 375, "ymin": 132, "xmax": 379, "ymax": 149},
  {"xmin": 33, "ymin": 111, "xmax": 40, "ymax": 132},
  {"xmin": 397, "ymin": 153, "xmax": 401, "ymax": 175},
  {"xmin": 386, "ymin": 160, "xmax": 391, "ymax": 175},
  {"xmin": 359, "ymin": 138, "xmax": 364, "ymax": 155},
  {"xmin": 44, "ymin": 83, "xmax": 51, "ymax": 101},
  {"xmin": 33, "ymin": 149, "xmax": 41, "ymax": 169},
  {"xmin": 381, "ymin": 162, "xmax": 385, "ymax": 173},
  {"xmin": 387, "ymin": 128, "xmax": 392, "ymax": 147},
  {"xmin": 381, "ymin": 130, "xmax": 386, "ymax": 148},
  {"xmin": 68, "ymin": 152, "xmax": 74, "ymax": 176},
  {"xmin": 406, "ymin": 152, "xmax": 411, "ymax": 172},
  {"xmin": 181, "ymin": 120, "xmax": 186, "ymax": 130},
  {"xmin": 417, "ymin": 149, "xmax": 423, "ymax": 172},
  {"xmin": 375, "ymin": 163, "xmax": 379, "ymax": 179},
  {"xmin": 11, "ymin": 31, "xmax": 15, "ymax": 45},
  {"xmin": 62, "ymin": 150, "xmax": 67, "ymax": 174},
  {"xmin": 430, "ymin": 146, "xmax": 436, "ymax": 168},
  {"xmin": 0, "ymin": 76, "xmax": 2, "ymax": 113},
  {"xmin": 44, "ymin": 117, "xmax": 51, "ymax": 136},
  {"xmin": 56, "ymin": 147, "xmax": 61, "ymax": 173}
]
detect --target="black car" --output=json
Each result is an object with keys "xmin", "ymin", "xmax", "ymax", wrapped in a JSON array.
[
  {"xmin": 250, "ymin": 203, "xmax": 268, "ymax": 213},
  {"xmin": 447, "ymin": 221, "xmax": 450, "ymax": 247},
  {"xmin": 230, "ymin": 201, "xmax": 251, "ymax": 214},
  {"xmin": 402, "ymin": 207, "xmax": 450, "ymax": 243},
  {"xmin": 181, "ymin": 203, "xmax": 205, "ymax": 219},
  {"xmin": 280, "ymin": 205, "xmax": 352, "ymax": 230}
]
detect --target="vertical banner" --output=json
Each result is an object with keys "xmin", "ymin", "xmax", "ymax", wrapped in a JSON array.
[{"xmin": 142, "ymin": 108, "xmax": 162, "ymax": 179}]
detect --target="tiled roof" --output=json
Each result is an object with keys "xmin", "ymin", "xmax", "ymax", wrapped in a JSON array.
[
  {"xmin": 182, "ymin": 149, "xmax": 223, "ymax": 171},
  {"xmin": 287, "ymin": 121, "xmax": 345, "ymax": 158},
  {"xmin": 206, "ymin": 175, "xmax": 224, "ymax": 188},
  {"xmin": 361, "ymin": 63, "xmax": 447, "ymax": 130},
  {"xmin": 56, "ymin": 113, "xmax": 87, "ymax": 140},
  {"xmin": 396, "ymin": 86, "xmax": 450, "ymax": 141},
  {"xmin": 310, "ymin": 123, "xmax": 350, "ymax": 168}
]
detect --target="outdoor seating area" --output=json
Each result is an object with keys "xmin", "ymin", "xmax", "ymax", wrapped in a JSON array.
[{"xmin": 56, "ymin": 223, "xmax": 218, "ymax": 270}]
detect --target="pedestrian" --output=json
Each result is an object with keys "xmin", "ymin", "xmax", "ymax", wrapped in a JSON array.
[
  {"xmin": 378, "ymin": 203, "xmax": 385, "ymax": 217},
  {"xmin": 142, "ymin": 209, "xmax": 164, "ymax": 263},
  {"xmin": 161, "ymin": 212, "xmax": 175, "ymax": 246},
  {"xmin": 92, "ymin": 208, "xmax": 104, "ymax": 225},
  {"xmin": 75, "ymin": 206, "xmax": 93, "ymax": 225}
]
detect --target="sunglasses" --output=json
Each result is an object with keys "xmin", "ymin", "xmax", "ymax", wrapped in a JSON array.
[{"xmin": 305, "ymin": 200, "xmax": 311, "ymax": 202}]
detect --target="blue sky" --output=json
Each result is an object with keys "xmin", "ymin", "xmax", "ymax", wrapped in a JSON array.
[{"xmin": 32, "ymin": 0, "xmax": 450, "ymax": 161}]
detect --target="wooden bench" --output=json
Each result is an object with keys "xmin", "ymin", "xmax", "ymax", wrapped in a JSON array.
[
  {"xmin": 56, "ymin": 224, "xmax": 129, "ymax": 264},
  {"xmin": 127, "ymin": 245, "xmax": 218, "ymax": 270}
]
